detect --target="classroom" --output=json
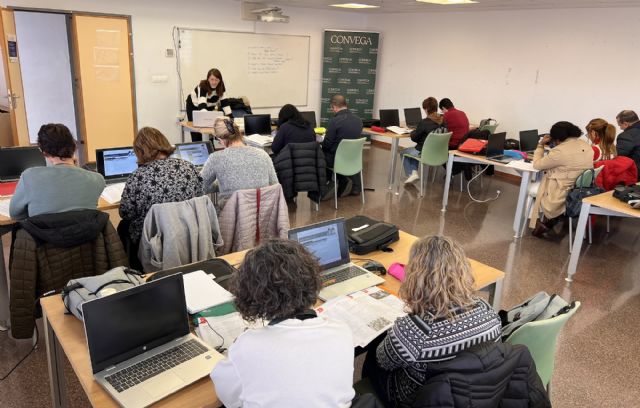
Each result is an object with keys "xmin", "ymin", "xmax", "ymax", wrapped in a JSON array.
[{"xmin": 1, "ymin": 0, "xmax": 639, "ymax": 407}]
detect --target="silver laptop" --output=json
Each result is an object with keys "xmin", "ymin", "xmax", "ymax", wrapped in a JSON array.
[
  {"xmin": 192, "ymin": 110, "xmax": 223, "ymax": 127},
  {"xmin": 172, "ymin": 141, "xmax": 214, "ymax": 169},
  {"xmin": 83, "ymin": 274, "xmax": 223, "ymax": 408},
  {"xmin": 96, "ymin": 146, "xmax": 138, "ymax": 185},
  {"xmin": 289, "ymin": 218, "xmax": 385, "ymax": 301}
]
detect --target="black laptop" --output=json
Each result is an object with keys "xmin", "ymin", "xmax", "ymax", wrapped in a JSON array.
[
  {"xmin": 519, "ymin": 130, "xmax": 539, "ymax": 155},
  {"xmin": 379, "ymin": 109, "xmax": 400, "ymax": 128},
  {"xmin": 404, "ymin": 108, "xmax": 422, "ymax": 129},
  {"xmin": 0, "ymin": 147, "xmax": 46, "ymax": 182},
  {"xmin": 486, "ymin": 132, "xmax": 515, "ymax": 163},
  {"xmin": 299, "ymin": 111, "xmax": 317, "ymax": 129}
]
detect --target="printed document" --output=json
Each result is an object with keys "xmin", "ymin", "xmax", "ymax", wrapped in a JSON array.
[{"xmin": 100, "ymin": 182, "xmax": 125, "ymax": 204}]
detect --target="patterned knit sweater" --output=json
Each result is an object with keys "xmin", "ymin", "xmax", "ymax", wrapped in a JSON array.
[{"xmin": 375, "ymin": 299, "xmax": 502, "ymax": 404}]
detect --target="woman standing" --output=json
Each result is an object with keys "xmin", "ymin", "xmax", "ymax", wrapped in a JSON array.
[{"xmin": 185, "ymin": 68, "xmax": 226, "ymax": 141}]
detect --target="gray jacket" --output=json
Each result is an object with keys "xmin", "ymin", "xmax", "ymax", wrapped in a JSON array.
[{"xmin": 138, "ymin": 196, "xmax": 223, "ymax": 272}]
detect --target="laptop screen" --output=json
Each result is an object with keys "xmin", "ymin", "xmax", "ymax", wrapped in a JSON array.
[
  {"xmin": 288, "ymin": 218, "xmax": 350, "ymax": 270},
  {"xmin": 0, "ymin": 147, "xmax": 46, "ymax": 181},
  {"xmin": 299, "ymin": 111, "xmax": 317, "ymax": 129},
  {"xmin": 174, "ymin": 141, "xmax": 213, "ymax": 166},
  {"xmin": 486, "ymin": 132, "xmax": 507, "ymax": 158},
  {"xmin": 379, "ymin": 109, "xmax": 400, "ymax": 128},
  {"xmin": 96, "ymin": 147, "xmax": 138, "ymax": 180},
  {"xmin": 519, "ymin": 130, "xmax": 539, "ymax": 152},
  {"xmin": 404, "ymin": 108, "xmax": 422, "ymax": 128},
  {"xmin": 244, "ymin": 114, "xmax": 272, "ymax": 135},
  {"xmin": 83, "ymin": 274, "xmax": 189, "ymax": 374}
]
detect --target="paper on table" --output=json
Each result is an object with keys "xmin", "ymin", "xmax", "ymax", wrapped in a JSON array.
[
  {"xmin": 245, "ymin": 134, "xmax": 274, "ymax": 147},
  {"xmin": 506, "ymin": 160, "xmax": 536, "ymax": 172},
  {"xmin": 101, "ymin": 182, "xmax": 126, "ymax": 204},
  {"xmin": 183, "ymin": 270, "xmax": 234, "ymax": 314},
  {"xmin": 195, "ymin": 312, "xmax": 263, "ymax": 352},
  {"xmin": 386, "ymin": 126, "xmax": 411, "ymax": 135},
  {"xmin": 0, "ymin": 199, "xmax": 10, "ymax": 217}
]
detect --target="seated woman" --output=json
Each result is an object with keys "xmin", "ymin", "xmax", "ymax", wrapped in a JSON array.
[
  {"xmin": 530, "ymin": 121, "xmax": 593, "ymax": 237},
  {"xmin": 10, "ymin": 123, "xmax": 105, "ymax": 219},
  {"xmin": 403, "ymin": 97, "xmax": 444, "ymax": 184},
  {"xmin": 271, "ymin": 104, "xmax": 316, "ymax": 156},
  {"xmin": 586, "ymin": 118, "xmax": 616, "ymax": 161},
  {"xmin": 363, "ymin": 235, "xmax": 502, "ymax": 406},
  {"xmin": 211, "ymin": 239, "xmax": 355, "ymax": 407},
  {"xmin": 119, "ymin": 127, "xmax": 203, "ymax": 265},
  {"xmin": 201, "ymin": 117, "xmax": 278, "ymax": 206}
]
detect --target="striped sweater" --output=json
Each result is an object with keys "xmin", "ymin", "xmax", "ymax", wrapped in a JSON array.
[{"xmin": 375, "ymin": 299, "xmax": 502, "ymax": 404}]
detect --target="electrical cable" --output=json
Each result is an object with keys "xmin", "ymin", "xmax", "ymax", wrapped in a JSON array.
[
  {"xmin": 203, "ymin": 318, "xmax": 226, "ymax": 354},
  {"xmin": 172, "ymin": 26, "xmax": 185, "ymax": 114},
  {"xmin": 466, "ymin": 165, "xmax": 501, "ymax": 203}
]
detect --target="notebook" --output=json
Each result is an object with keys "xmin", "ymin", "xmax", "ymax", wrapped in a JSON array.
[{"xmin": 182, "ymin": 270, "xmax": 234, "ymax": 314}]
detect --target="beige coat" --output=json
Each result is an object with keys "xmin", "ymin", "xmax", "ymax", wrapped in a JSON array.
[{"xmin": 529, "ymin": 138, "xmax": 593, "ymax": 228}]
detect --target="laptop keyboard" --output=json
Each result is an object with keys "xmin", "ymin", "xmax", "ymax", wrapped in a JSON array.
[
  {"xmin": 322, "ymin": 266, "xmax": 367, "ymax": 287},
  {"xmin": 105, "ymin": 339, "xmax": 208, "ymax": 393}
]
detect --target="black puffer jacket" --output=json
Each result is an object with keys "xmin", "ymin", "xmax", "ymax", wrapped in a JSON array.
[
  {"xmin": 405, "ymin": 342, "xmax": 551, "ymax": 408},
  {"xmin": 273, "ymin": 142, "xmax": 327, "ymax": 201}
]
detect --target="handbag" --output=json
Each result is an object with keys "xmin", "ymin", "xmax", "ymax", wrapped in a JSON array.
[
  {"xmin": 458, "ymin": 138, "xmax": 488, "ymax": 154},
  {"xmin": 565, "ymin": 169, "xmax": 605, "ymax": 218}
]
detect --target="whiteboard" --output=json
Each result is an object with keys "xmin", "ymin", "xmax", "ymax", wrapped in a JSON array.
[{"xmin": 177, "ymin": 28, "xmax": 309, "ymax": 109}]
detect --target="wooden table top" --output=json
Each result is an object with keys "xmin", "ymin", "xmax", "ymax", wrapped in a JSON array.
[
  {"xmin": 0, "ymin": 197, "xmax": 119, "ymax": 227},
  {"xmin": 363, "ymin": 127, "xmax": 412, "ymax": 139},
  {"xmin": 179, "ymin": 121, "xmax": 215, "ymax": 135},
  {"xmin": 39, "ymin": 230, "xmax": 504, "ymax": 407},
  {"xmin": 584, "ymin": 190, "xmax": 640, "ymax": 218}
]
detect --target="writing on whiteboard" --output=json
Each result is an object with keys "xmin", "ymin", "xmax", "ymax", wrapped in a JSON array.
[{"xmin": 248, "ymin": 46, "xmax": 292, "ymax": 75}]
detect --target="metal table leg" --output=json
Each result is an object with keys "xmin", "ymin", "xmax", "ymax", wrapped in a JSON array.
[
  {"xmin": 566, "ymin": 202, "xmax": 591, "ymax": 282},
  {"xmin": 512, "ymin": 170, "xmax": 531, "ymax": 238},
  {"xmin": 43, "ymin": 308, "xmax": 69, "ymax": 408},
  {"xmin": 388, "ymin": 138, "xmax": 400, "ymax": 190},
  {"xmin": 487, "ymin": 278, "xmax": 504, "ymax": 310},
  {"xmin": 441, "ymin": 153, "xmax": 455, "ymax": 212}
]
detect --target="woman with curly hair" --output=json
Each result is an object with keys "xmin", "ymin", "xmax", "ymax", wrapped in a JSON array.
[
  {"xmin": 363, "ymin": 235, "xmax": 502, "ymax": 406},
  {"xmin": 211, "ymin": 239, "xmax": 355, "ymax": 407}
]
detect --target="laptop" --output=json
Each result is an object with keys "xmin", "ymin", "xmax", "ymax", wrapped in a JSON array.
[
  {"xmin": 379, "ymin": 109, "xmax": 400, "ymax": 128},
  {"xmin": 485, "ymin": 132, "xmax": 515, "ymax": 163},
  {"xmin": 244, "ymin": 114, "xmax": 272, "ymax": 136},
  {"xmin": 288, "ymin": 218, "xmax": 385, "ymax": 301},
  {"xmin": 83, "ymin": 274, "xmax": 223, "ymax": 408},
  {"xmin": 192, "ymin": 110, "xmax": 223, "ymax": 128},
  {"xmin": 96, "ymin": 146, "xmax": 138, "ymax": 184},
  {"xmin": 0, "ymin": 146, "xmax": 46, "ymax": 182},
  {"xmin": 299, "ymin": 111, "xmax": 317, "ymax": 129},
  {"xmin": 173, "ymin": 141, "xmax": 213, "ymax": 169},
  {"xmin": 404, "ymin": 107, "xmax": 422, "ymax": 129},
  {"xmin": 519, "ymin": 130, "xmax": 539, "ymax": 155}
]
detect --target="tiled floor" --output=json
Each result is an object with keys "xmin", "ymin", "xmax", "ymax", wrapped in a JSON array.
[{"xmin": 1, "ymin": 145, "xmax": 639, "ymax": 407}]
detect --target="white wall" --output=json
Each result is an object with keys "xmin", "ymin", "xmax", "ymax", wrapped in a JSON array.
[
  {"xmin": 367, "ymin": 7, "xmax": 640, "ymax": 147},
  {"xmin": 2, "ymin": 0, "xmax": 367, "ymax": 143}
]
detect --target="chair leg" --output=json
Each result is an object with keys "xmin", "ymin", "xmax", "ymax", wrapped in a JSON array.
[
  {"xmin": 334, "ymin": 173, "xmax": 338, "ymax": 210},
  {"xmin": 360, "ymin": 172, "xmax": 365, "ymax": 204},
  {"xmin": 606, "ymin": 216, "xmax": 610, "ymax": 233},
  {"xmin": 588, "ymin": 216, "xmax": 592, "ymax": 244},
  {"xmin": 315, "ymin": 200, "xmax": 319, "ymax": 211},
  {"xmin": 568, "ymin": 217, "xmax": 573, "ymax": 253},
  {"xmin": 460, "ymin": 172, "xmax": 463, "ymax": 192},
  {"xmin": 400, "ymin": 155, "xmax": 406, "ymax": 178},
  {"xmin": 419, "ymin": 163, "xmax": 424, "ymax": 197},
  {"xmin": 431, "ymin": 166, "xmax": 437, "ymax": 183}
]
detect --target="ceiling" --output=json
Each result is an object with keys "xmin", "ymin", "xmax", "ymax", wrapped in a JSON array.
[{"xmin": 265, "ymin": 0, "xmax": 640, "ymax": 13}]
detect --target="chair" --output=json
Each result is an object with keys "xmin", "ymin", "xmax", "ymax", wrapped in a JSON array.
[
  {"xmin": 567, "ymin": 167, "xmax": 604, "ymax": 252},
  {"xmin": 479, "ymin": 123, "xmax": 499, "ymax": 134},
  {"xmin": 401, "ymin": 132, "xmax": 452, "ymax": 196},
  {"xmin": 329, "ymin": 138, "xmax": 366, "ymax": 209},
  {"xmin": 505, "ymin": 302, "xmax": 581, "ymax": 391}
]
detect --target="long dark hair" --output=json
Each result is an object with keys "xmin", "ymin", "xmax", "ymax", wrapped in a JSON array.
[
  {"xmin": 277, "ymin": 104, "xmax": 308, "ymax": 128},
  {"xmin": 198, "ymin": 68, "xmax": 226, "ymax": 98}
]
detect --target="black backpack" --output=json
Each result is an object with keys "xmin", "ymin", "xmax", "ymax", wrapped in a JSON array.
[{"xmin": 345, "ymin": 216, "xmax": 399, "ymax": 255}]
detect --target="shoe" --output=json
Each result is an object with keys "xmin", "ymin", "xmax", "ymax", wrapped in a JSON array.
[
  {"xmin": 338, "ymin": 179, "xmax": 353, "ymax": 197},
  {"xmin": 350, "ymin": 189, "xmax": 362, "ymax": 196},
  {"xmin": 321, "ymin": 183, "xmax": 335, "ymax": 201},
  {"xmin": 531, "ymin": 219, "xmax": 549, "ymax": 238},
  {"xmin": 405, "ymin": 170, "xmax": 420, "ymax": 184}
]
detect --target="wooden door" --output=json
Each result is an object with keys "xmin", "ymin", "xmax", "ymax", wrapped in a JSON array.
[
  {"xmin": 0, "ymin": 8, "xmax": 29, "ymax": 146},
  {"xmin": 71, "ymin": 14, "xmax": 136, "ymax": 162}
]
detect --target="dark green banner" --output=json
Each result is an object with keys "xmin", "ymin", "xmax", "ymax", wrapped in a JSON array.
[{"xmin": 320, "ymin": 30, "xmax": 379, "ymax": 127}]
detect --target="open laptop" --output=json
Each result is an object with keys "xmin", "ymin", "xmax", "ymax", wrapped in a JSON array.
[
  {"xmin": 486, "ymin": 132, "xmax": 515, "ymax": 164},
  {"xmin": 244, "ymin": 114, "xmax": 272, "ymax": 136},
  {"xmin": 0, "ymin": 146, "xmax": 46, "ymax": 182},
  {"xmin": 173, "ymin": 141, "xmax": 213, "ymax": 169},
  {"xmin": 379, "ymin": 109, "xmax": 400, "ymax": 128},
  {"xmin": 83, "ymin": 274, "xmax": 223, "ymax": 408},
  {"xmin": 288, "ymin": 218, "xmax": 385, "ymax": 301},
  {"xmin": 299, "ymin": 111, "xmax": 317, "ymax": 129},
  {"xmin": 192, "ymin": 110, "xmax": 222, "ymax": 128},
  {"xmin": 404, "ymin": 107, "xmax": 422, "ymax": 129},
  {"xmin": 96, "ymin": 146, "xmax": 138, "ymax": 184},
  {"xmin": 519, "ymin": 129, "xmax": 539, "ymax": 155}
]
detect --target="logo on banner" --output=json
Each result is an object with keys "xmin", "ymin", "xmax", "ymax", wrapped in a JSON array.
[
  {"xmin": 348, "ymin": 68, "xmax": 361, "ymax": 75},
  {"xmin": 339, "ymin": 57, "xmax": 353, "ymax": 64},
  {"xmin": 329, "ymin": 46, "xmax": 343, "ymax": 53},
  {"xmin": 349, "ymin": 47, "xmax": 363, "ymax": 54},
  {"xmin": 322, "ymin": 78, "xmax": 331, "ymax": 84},
  {"xmin": 328, "ymin": 67, "xmax": 342, "ymax": 74},
  {"xmin": 358, "ymin": 58, "xmax": 372, "ymax": 65},
  {"xmin": 337, "ymin": 78, "xmax": 351, "ymax": 85},
  {"xmin": 323, "ymin": 57, "xmax": 333, "ymax": 63},
  {"xmin": 368, "ymin": 68, "xmax": 377, "ymax": 75},
  {"xmin": 330, "ymin": 34, "xmax": 373, "ymax": 45},
  {"xmin": 321, "ymin": 97, "xmax": 330, "ymax": 104},
  {"xmin": 355, "ymin": 98, "xmax": 368, "ymax": 105},
  {"xmin": 346, "ymin": 88, "xmax": 359, "ymax": 95},
  {"xmin": 364, "ymin": 108, "xmax": 374, "ymax": 115},
  {"xmin": 357, "ymin": 78, "xmax": 370, "ymax": 85},
  {"xmin": 328, "ymin": 87, "xmax": 341, "ymax": 93},
  {"xmin": 366, "ymin": 89, "xmax": 375, "ymax": 95},
  {"xmin": 369, "ymin": 48, "xmax": 378, "ymax": 54}
]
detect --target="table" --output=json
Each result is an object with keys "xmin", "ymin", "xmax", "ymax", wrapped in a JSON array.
[
  {"xmin": 441, "ymin": 150, "xmax": 538, "ymax": 238},
  {"xmin": 0, "ymin": 198, "xmax": 119, "ymax": 330},
  {"xmin": 40, "ymin": 230, "xmax": 504, "ymax": 407},
  {"xmin": 566, "ymin": 191, "xmax": 640, "ymax": 281},
  {"xmin": 363, "ymin": 127, "xmax": 411, "ymax": 190}
]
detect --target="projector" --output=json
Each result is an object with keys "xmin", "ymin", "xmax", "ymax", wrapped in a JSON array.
[{"xmin": 252, "ymin": 6, "xmax": 290, "ymax": 23}]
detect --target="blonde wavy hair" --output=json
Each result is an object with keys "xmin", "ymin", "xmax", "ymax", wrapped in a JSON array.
[{"xmin": 399, "ymin": 235, "xmax": 476, "ymax": 321}]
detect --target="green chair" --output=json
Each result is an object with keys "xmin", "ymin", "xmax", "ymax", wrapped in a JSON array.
[
  {"xmin": 401, "ymin": 132, "xmax": 452, "ymax": 197},
  {"xmin": 479, "ymin": 122, "xmax": 499, "ymax": 134},
  {"xmin": 568, "ymin": 167, "xmax": 604, "ymax": 252},
  {"xmin": 330, "ymin": 138, "xmax": 366, "ymax": 209},
  {"xmin": 505, "ymin": 301, "xmax": 581, "ymax": 391}
]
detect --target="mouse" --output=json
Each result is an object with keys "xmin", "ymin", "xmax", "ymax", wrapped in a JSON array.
[{"xmin": 362, "ymin": 260, "xmax": 387, "ymax": 276}]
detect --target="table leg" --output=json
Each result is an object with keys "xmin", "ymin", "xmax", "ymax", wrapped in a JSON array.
[
  {"xmin": 0, "ymin": 226, "xmax": 11, "ymax": 331},
  {"xmin": 441, "ymin": 153, "xmax": 454, "ymax": 212},
  {"xmin": 566, "ymin": 201, "xmax": 591, "ymax": 282},
  {"xmin": 487, "ymin": 278, "xmax": 504, "ymax": 310},
  {"xmin": 388, "ymin": 138, "xmax": 400, "ymax": 190},
  {"xmin": 512, "ymin": 170, "xmax": 531, "ymax": 238},
  {"xmin": 44, "ymin": 309, "xmax": 69, "ymax": 408}
]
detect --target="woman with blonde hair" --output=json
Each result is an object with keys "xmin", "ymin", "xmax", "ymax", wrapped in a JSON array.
[
  {"xmin": 586, "ymin": 118, "xmax": 617, "ymax": 161},
  {"xmin": 201, "ymin": 117, "xmax": 278, "ymax": 208},
  {"xmin": 363, "ymin": 235, "xmax": 501, "ymax": 406}
]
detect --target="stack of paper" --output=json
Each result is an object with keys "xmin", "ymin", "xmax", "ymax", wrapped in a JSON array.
[
  {"xmin": 316, "ymin": 287, "xmax": 406, "ymax": 347},
  {"xmin": 386, "ymin": 126, "xmax": 411, "ymax": 135},
  {"xmin": 0, "ymin": 199, "xmax": 10, "ymax": 218},
  {"xmin": 245, "ymin": 134, "xmax": 274, "ymax": 147},
  {"xmin": 195, "ymin": 313, "xmax": 264, "ymax": 352},
  {"xmin": 183, "ymin": 270, "xmax": 234, "ymax": 314},
  {"xmin": 100, "ymin": 182, "xmax": 126, "ymax": 204}
]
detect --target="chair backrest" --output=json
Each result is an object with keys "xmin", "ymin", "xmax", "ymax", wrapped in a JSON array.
[
  {"xmin": 505, "ymin": 301, "xmax": 581, "ymax": 387},
  {"xmin": 479, "ymin": 123, "xmax": 499, "ymax": 134},
  {"xmin": 420, "ymin": 132, "xmax": 452, "ymax": 166},
  {"xmin": 575, "ymin": 167, "xmax": 603, "ymax": 188},
  {"xmin": 334, "ymin": 137, "xmax": 366, "ymax": 176}
]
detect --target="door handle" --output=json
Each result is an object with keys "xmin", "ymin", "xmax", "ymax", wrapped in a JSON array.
[{"xmin": 5, "ymin": 90, "xmax": 20, "ymax": 110}]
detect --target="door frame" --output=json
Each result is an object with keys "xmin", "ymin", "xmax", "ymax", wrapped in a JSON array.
[{"xmin": 0, "ymin": 7, "xmax": 25, "ymax": 145}]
